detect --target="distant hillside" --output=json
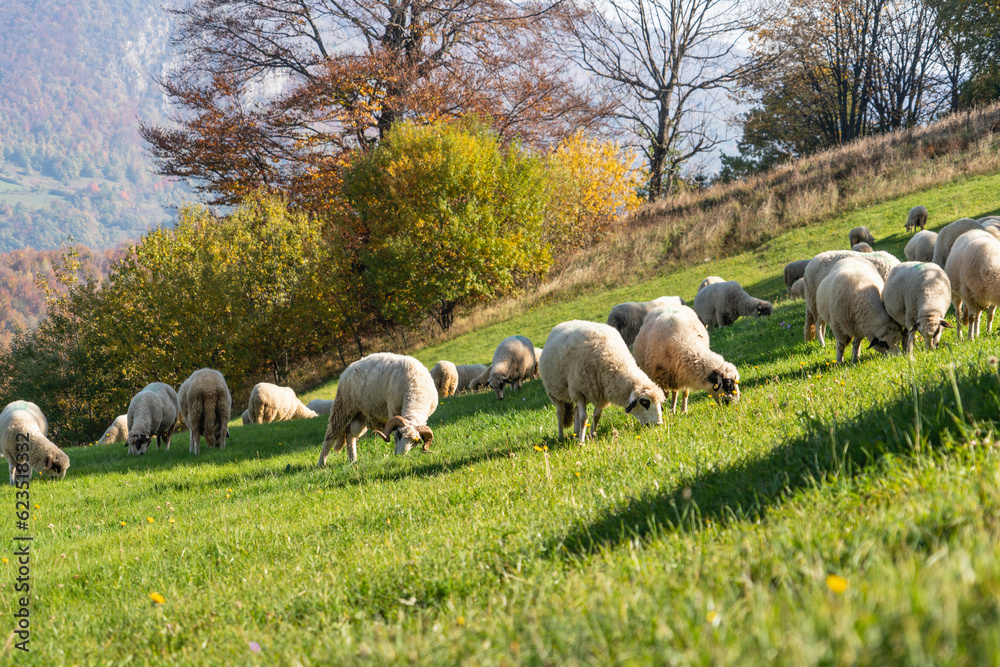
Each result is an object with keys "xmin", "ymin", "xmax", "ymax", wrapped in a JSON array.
[{"xmin": 0, "ymin": 0, "xmax": 187, "ymax": 252}]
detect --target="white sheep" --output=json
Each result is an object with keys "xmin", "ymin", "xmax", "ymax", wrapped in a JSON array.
[
  {"xmin": 539, "ymin": 320, "xmax": 664, "ymax": 443},
  {"xmin": 241, "ymin": 409, "xmax": 251, "ymax": 425},
  {"xmin": 906, "ymin": 206, "xmax": 928, "ymax": 233},
  {"xmin": 247, "ymin": 383, "xmax": 318, "ymax": 423},
  {"xmin": 318, "ymin": 352, "xmax": 437, "ymax": 465},
  {"xmin": 430, "ymin": 361, "xmax": 459, "ymax": 397},
  {"xmin": 945, "ymin": 229, "xmax": 1000, "ymax": 340},
  {"xmin": 784, "ymin": 260, "xmax": 810, "ymax": 294},
  {"xmin": 96, "ymin": 414, "xmax": 128, "ymax": 445},
  {"xmin": 126, "ymin": 382, "xmax": 180, "ymax": 456},
  {"xmin": 933, "ymin": 218, "xmax": 983, "ymax": 268},
  {"xmin": 882, "ymin": 261, "xmax": 953, "ymax": 354},
  {"xmin": 849, "ymin": 226, "xmax": 875, "ymax": 247},
  {"xmin": 904, "ymin": 230, "xmax": 937, "ymax": 263},
  {"xmin": 693, "ymin": 280, "xmax": 772, "ymax": 328},
  {"xmin": 697, "ymin": 276, "xmax": 725, "ymax": 292},
  {"xmin": 484, "ymin": 335, "xmax": 537, "ymax": 399},
  {"xmin": 306, "ymin": 399, "xmax": 334, "ymax": 415},
  {"xmin": 789, "ymin": 278, "xmax": 806, "ymax": 299},
  {"xmin": 633, "ymin": 305, "xmax": 739, "ymax": 413},
  {"xmin": 177, "ymin": 368, "xmax": 232, "ymax": 455},
  {"xmin": 816, "ymin": 259, "xmax": 903, "ymax": 363},
  {"xmin": 469, "ymin": 365, "xmax": 492, "ymax": 391},
  {"xmin": 852, "ymin": 242, "xmax": 874, "ymax": 253},
  {"xmin": 803, "ymin": 250, "xmax": 900, "ymax": 344},
  {"xmin": 607, "ymin": 296, "xmax": 687, "ymax": 346},
  {"xmin": 0, "ymin": 401, "xmax": 69, "ymax": 484}
]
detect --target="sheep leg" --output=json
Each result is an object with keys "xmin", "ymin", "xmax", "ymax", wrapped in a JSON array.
[
  {"xmin": 804, "ymin": 309, "xmax": 816, "ymax": 342},
  {"xmin": 816, "ymin": 320, "xmax": 826, "ymax": 347},
  {"xmin": 670, "ymin": 391, "xmax": 679, "ymax": 414},
  {"xmin": 7, "ymin": 459, "xmax": 15, "ymax": 486},
  {"xmin": 987, "ymin": 305, "xmax": 997, "ymax": 334},
  {"xmin": 906, "ymin": 330, "xmax": 916, "ymax": 356},
  {"xmin": 835, "ymin": 337, "xmax": 847, "ymax": 364},
  {"xmin": 189, "ymin": 429, "xmax": 199, "ymax": 455},
  {"xmin": 555, "ymin": 401, "xmax": 570, "ymax": 441},
  {"xmin": 590, "ymin": 406, "xmax": 603, "ymax": 438},
  {"xmin": 681, "ymin": 390, "xmax": 690, "ymax": 414},
  {"xmin": 574, "ymin": 403, "xmax": 588, "ymax": 444},
  {"xmin": 851, "ymin": 337, "xmax": 862, "ymax": 364},
  {"xmin": 970, "ymin": 307, "xmax": 981, "ymax": 340}
]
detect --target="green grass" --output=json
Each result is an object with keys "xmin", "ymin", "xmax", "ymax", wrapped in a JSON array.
[{"xmin": 5, "ymin": 173, "xmax": 1000, "ymax": 664}]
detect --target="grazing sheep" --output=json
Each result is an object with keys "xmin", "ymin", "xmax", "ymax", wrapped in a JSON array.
[
  {"xmin": 697, "ymin": 276, "xmax": 725, "ymax": 293},
  {"xmin": 241, "ymin": 409, "xmax": 251, "ymax": 425},
  {"xmin": 803, "ymin": 250, "xmax": 900, "ymax": 344},
  {"xmin": 933, "ymin": 218, "xmax": 983, "ymax": 268},
  {"xmin": 607, "ymin": 296, "xmax": 687, "ymax": 346},
  {"xmin": 693, "ymin": 281, "xmax": 772, "ymax": 328},
  {"xmin": 126, "ymin": 382, "xmax": 180, "ymax": 456},
  {"xmin": 816, "ymin": 259, "xmax": 903, "ymax": 363},
  {"xmin": 945, "ymin": 230, "xmax": 1000, "ymax": 340},
  {"xmin": 539, "ymin": 320, "xmax": 664, "ymax": 443},
  {"xmin": 0, "ymin": 401, "xmax": 69, "ymax": 484},
  {"xmin": 248, "ymin": 383, "xmax": 317, "ymax": 424},
  {"xmin": 904, "ymin": 230, "xmax": 937, "ymax": 263},
  {"xmin": 307, "ymin": 399, "xmax": 334, "ymax": 415},
  {"xmin": 318, "ymin": 352, "xmax": 437, "ymax": 465},
  {"xmin": 906, "ymin": 206, "xmax": 928, "ymax": 233},
  {"xmin": 469, "ymin": 365, "xmax": 492, "ymax": 391},
  {"xmin": 882, "ymin": 262, "xmax": 953, "ymax": 354},
  {"xmin": 633, "ymin": 306, "xmax": 739, "ymax": 413},
  {"xmin": 849, "ymin": 226, "xmax": 875, "ymax": 247},
  {"xmin": 178, "ymin": 368, "xmax": 232, "ymax": 455},
  {"xmin": 789, "ymin": 278, "xmax": 806, "ymax": 299},
  {"xmin": 852, "ymin": 242, "xmax": 874, "ymax": 253},
  {"xmin": 784, "ymin": 260, "xmax": 810, "ymax": 294},
  {"xmin": 430, "ymin": 361, "xmax": 459, "ymax": 397},
  {"xmin": 451, "ymin": 364, "xmax": 488, "ymax": 393},
  {"xmin": 485, "ymin": 335, "xmax": 537, "ymax": 399},
  {"xmin": 96, "ymin": 414, "xmax": 128, "ymax": 445}
]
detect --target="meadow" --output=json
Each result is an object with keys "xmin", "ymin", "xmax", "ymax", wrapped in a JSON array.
[{"xmin": 3, "ymin": 173, "xmax": 1000, "ymax": 664}]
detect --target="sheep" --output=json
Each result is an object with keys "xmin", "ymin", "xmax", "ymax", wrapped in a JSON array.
[
  {"xmin": 882, "ymin": 261, "xmax": 953, "ymax": 354},
  {"xmin": 789, "ymin": 278, "xmax": 806, "ymax": 299},
  {"xmin": 430, "ymin": 361, "xmax": 459, "ymax": 397},
  {"xmin": 318, "ymin": 352, "xmax": 437, "ymax": 465},
  {"xmin": 485, "ymin": 335, "xmax": 537, "ymax": 399},
  {"xmin": 906, "ymin": 206, "xmax": 928, "ymax": 233},
  {"xmin": 633, "ymin": 305, "xmax": 739, "ymax": 414},
  {"xmin": 852, "ymin": 242, "xmax": 874, "ymax": 253},
  {"xmin": 469, "ymin": 365, "xmax": 492, "ymax": 391},
  {"xmin": 945, "ymin": 230, "xmax": 1000, "ymax": 340},
  {"xmin": 126, "ymin": 382, "xmax": 180, "ymax": 456},
  {"xmin": 307, "ymin": 399, "xmax": 334, "ymax": 415},
  {"xmin": 849, "ymin": 226, "xmax": 875, "ymax": 247},
  {"xmin": 242, "ymin": 409, "xmax": 251, "ymax": 425},
  {"xmin": 96, "ymin": 414, "xmax": 128, "ymax": 445},
  {"xmin": 248, "ymin": 383, "xmax": 317, "ymax": 423},
  {"xmin": 538, "ymin": 320, "xmax": 664, "ymax": 443},
  {"xmin": 803, "ymin": 250, "xmax": 900, "ymax": 344},
  {"xmin": 697, "ymin": 276, "xmax": 725, "ymax": 292},
  {"xmin": 933, "ymin": 218, "xmax": 983, "ymax": 268},
  {"xmin": 784, "ymin": 260, "xmax": 810, "ymax": 294},
  {"xmin": 177, "ymin": 368, "xmax": 232, "ymax": 455},
  {"xmin": 693, "ymin": 280, "xmax": 772, "ymax": 328},
  {"xmin": 904, "ymin": 230, "xmax": 937, "ymax": 262},
  {"xmin": 0, "ymin": 401, "xmax": 69, "ymax": 484},
  {"xmin": 607, "ymin": 296, "xmax": 687, "ymax": 346},
  {"xmin": 816, "ymin": 258, "xmax": 903, "ymax": 363}
]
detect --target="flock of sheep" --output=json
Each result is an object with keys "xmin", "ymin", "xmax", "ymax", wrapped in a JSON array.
[{"xmin": 3, "ymin": 206, "xmax": 1000, "ymax": 478}]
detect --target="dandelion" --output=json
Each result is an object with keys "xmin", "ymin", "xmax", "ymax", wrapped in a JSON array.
[
  {"xmin": 169, "ymin": 518, "xmax": 175, "ymax": 524},
  {"xmin": 227, "ymin": 488, "xmax": 232, "ymax": 492},
  {"xmin": 533, "ymin": 445, "xmax": 543, "ymax": 452},
  {"xmin": 226, "ymin": 494, "xmax": 231, "ymax": 499},
  {"xmin": 1, "ymin": 558, "xmax": 8, "ymax": 564},
  {"xmin": 34, "ymin": 504, "xmax": 39, "ymax": 509},
  {"xmin": 147, "ymin": 517, "xmax": 154, "ymax": 523},
  {"xmin": 120, "ymin": 521, "xmax": 127, "ymax": 527},
  {"xmin": 706, "ymin": 610, "xmax": 720, "ymax": 626},
  {"xmin": 575, "ymin": 472, "xmax": 580, "ymax": 477},
  {"xmin": 150, "ymin": 592, "xmax": 166, "ymax": 604},
  {"xmin": 456, "ymin": 616, "xmax": 465, "ymax": 626},
  {"xmin": 826, "ymin": 574, "xmax": 848, "ymax": 594}
]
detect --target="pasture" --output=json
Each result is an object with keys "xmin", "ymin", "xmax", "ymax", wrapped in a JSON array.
[{"xmin": 3, "ymin": 173, "xmax": 1000, "ymax": 664}]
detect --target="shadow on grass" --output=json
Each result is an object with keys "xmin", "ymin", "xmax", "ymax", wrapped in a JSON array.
[{"xmin": 544, "ymin": 359, "xmax": 1000, "ymax": 560}]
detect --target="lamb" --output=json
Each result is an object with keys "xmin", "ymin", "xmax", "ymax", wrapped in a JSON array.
[
  {"xmin": 177, "ymin": 368, "xmax": 232, "ymax": 455},
  {"xmin": 484, "ymin": 335, "xmax": 537, "ymax": 399},
  {"xmin": 803, "ymin": 250, "xmax": 900, "ymax": 344},
  {"xmin": 697, "ymin": 276, "xmax": 725, "ymax": 292},
  {"xmin": 632, "ymin": 306, "xmax": 740, "ymax": 413},
  {"xmin": 538, "ymin": 320, "xmax": 665, "ymax": 443},
  {"xmin": 881, "ymin": 261, "xmax": 953, "ymax": 354},
  {"xmin": 242, "ymin": 409, "xmax": 251, "ymax": 425},
  {"xmin": 693, "ymin": 280, "xmax": 773, "ymax": 328},
  {"xmin": 849, "ymin": 226, "xmax": 875, "ymax": 247},
  {"xmin": 430, "ymin": 361, "xmax": 459, "ymax": 397},
  {"xmin": 944, "ymin": 230, "xmax": 1000, "ymax": 340},
  {"xmin": 0, "ymin": 401, "xmax": 69, "ymax": 484},
  {"xmin": 96, "ymin": 415, "xmax": 128, "ymax": 445},
  {"xmin": 852, "ymin": 242, "xmax": 874, "ymax": 253},
  {"xmin": 126, "ymin": 382, "xmax": 180, "ymax": 456},
  {"xmin": 932, "ymin": 218, "xmax": 983, "ymax": 268},
  {"xmin": 318, "ymin": 352, "xmax": 437, "ymax": 465},
  {"xmin": 306, "ymin": 399, "xmax": 334, "ymax": 415},
  {"xmin": 784, "ymin": 260, "xmax": 810, "ymax": 294},
  {"xmin": 248, "ymin": 383, "xmax": 318, "ymax": 423},
  {"xmin": 607, "ymin": 296, "xmax": 687, "ymax": 346},
  {"xmin": 904, "ymin": 230, "xmax": 937, "ymax": 263},
  {"xmin": 816, "ymin": 258, "xmax": 903, "ymax": 363},
  {"xmin": 906, "ymin": 206, "xmax": 928, "ymax": 233},
  {"xmin": 789, "ymin": 278, "xmax": 806, "ymax": 299}
]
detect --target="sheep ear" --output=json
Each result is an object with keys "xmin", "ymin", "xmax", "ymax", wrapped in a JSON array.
[
  {"xmin": 625, "ymin": 399, "xmax": 638, "ymax": 413},
  {"xmin": 43, "ymin": 455, "xmax": 53, "ymax": 471},
  {"xmin": 940, "ymin": 320, "xmax": 953, "ymax": 329},
  {"xmin": 867, "ymin": 337, "xmax": 881, "ymax": 349}
]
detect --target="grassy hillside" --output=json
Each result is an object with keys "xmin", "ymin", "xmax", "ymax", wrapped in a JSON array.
[{"xmin": 3, "ymin": 173, "xmax": 1000, "ymax": 664}]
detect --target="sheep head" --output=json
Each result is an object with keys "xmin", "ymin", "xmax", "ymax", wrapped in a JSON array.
[
  {"xmin": 625, "ymin": 388, "xmax": 664, "ymax": 426},
  {"xmin": 374, "ymin": 416, "xmax": 433, "ymax": 455},
  {"xmin": 915, "ymin": 317, "xmax": 952, "ymax": 350},
  {"xmin": 41, "ymin": 449, "xmax": 70, "ymax": 479},
  {"xmin": 755, "ymin": 300, "xmax": 773, "ymax": 317},
  {"xmin": 489, "ymin": 376, "xmax": 508, "ymax": 400},
  {"xmin": 127, "ymin": 431, "xmax": 152, "ymax": 456},
  {"xmin": 867, "ymin": 324, "xmax": 903, "ymax": 356},
  {"xmin": 706, "ymin": 366, "xmax": 740, "ymax": 405}
]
